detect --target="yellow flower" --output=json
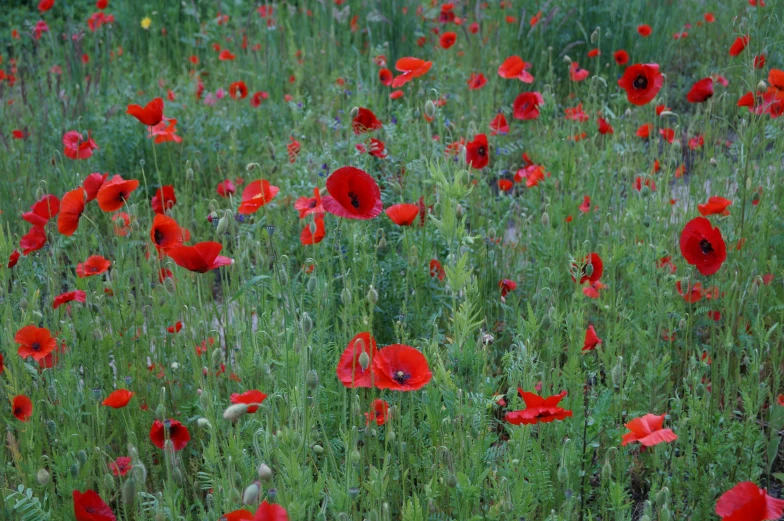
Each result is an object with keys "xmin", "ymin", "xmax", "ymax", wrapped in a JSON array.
[{"xmin": 141, "ymin": 17, "xmax": 152, "ymax": 30}]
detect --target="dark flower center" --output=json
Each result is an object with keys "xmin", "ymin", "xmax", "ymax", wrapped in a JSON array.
[
  {"xmin": 478, "ymin": 146, "xmax": 486, "ymax": 157},
  {"xmin": 348, "ymin": 191, "xmax": 361, "ymax": 209},
  {"xmin": 117, "ymin": 191, "xmax": 127, "ymax": 201},
  {"xmin": 154, "ymin": 229, "xmax": 164, "ymax": 244},
  {"xmin": 308, "ymin": 199, "xmax": 317, "ymax": 209},
  {"xmin": 393, "ymin": 370, "xmax": 410, "ymax": 385},
  {"xmin": 84, "ymin": 506, "xmax": 97, "ymax": 513},
  {"xmin": 14, "ymin": 407, "xmax": 22, "ymax": 415},
  {"xmin": 699, "ymin": 239, "xmax": 713, "ymax": 254},
  {"xmin": 633, "ymin": 74, "xmax": 648, "ymax": 90},
  {"xmin": 32, "ymin": 342, "xmax": 41, "ymax": 351}
]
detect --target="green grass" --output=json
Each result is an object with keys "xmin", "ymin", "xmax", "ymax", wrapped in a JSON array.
[{"xmin": 1, "ymin": 1, "xmax": 783, "ymax": 520}]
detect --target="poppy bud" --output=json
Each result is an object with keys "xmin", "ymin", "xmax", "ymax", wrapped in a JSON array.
[
  {"xmin": 424, "ymin": 100, "xmax": 436, "ymax": 120},
  {"xmin": 540, "ymin": 211, "xmax": 550, "ymax": 227},
  {"xmin": 601, "ymin": 222, "xmax": 611, "ymax": 236},
  {"xmin": 256, "ymin": 462, "xmax": 273, "ymax": 481},
  {"xmin": 70, "ymin": 463, "xmax": 80, "ymax": 477},
  {"xmin": 185, "ymin": 168, "xmax": 194, "ymax": 181},
  {"xmin": 655, "ymin": 487, "xmax": 669, "ymax": 507},
  {"xmin": 388, "ymin": 430, "xmax": 396, "ymax": 442},
  {"xmin": 377, "ymin": 236, "xmax": 387, "ymax": 249},
  {"xmin": 557, "ymin": 465, "xmax": 568, "ymax": 482},
  {"xmin": 590, "ymin": 27, "xmax": 600, "ymax": 43},
  {"xmin": 624, "ymin": 108, "xmax": 632, "ymax": 118},
  {"xmin": 312, "ymin": 444, "xmax": 324, "ymax": 454},
  {"xmin": 216, "ymin": 215, "xmax": 230, "ymax": 235},
  {"xmin": 36, "ymin": 468, "xmax": 50, "ymax": 486},
  {"xmin": 278, "ymin": 266, "xmax": 288, "ymax": 286},
  {"xmin": 155, "ymin": 404, "xmax": 166, "ymax": 421},
  {"xmin": 341, "ymin": 287, "xmax": 352, "ymax": 304},
  {"xmin": 642, "ymin": 215, "xmax": 651, "ymax": 228},
  {"xmin": 196, "ymin": 418, "xmax": 211, "ymax": 429},
  {"xmin": 757, "ymin": 80, "xmax": 767, "ymax": 92},
  {"xmin": 350, "ymin": 449, "xmax": 361, "ymax": 464},
  {"xmin": 366, "ymin": 285, "xmax": 379, "ymax": 305},
  {"xmin": 563, "ymin": 55, "xmax": 572, "ymax": 64},
  {"xmin": 660, "ymin": 506, "xmax": 671, "ymax": 521},
  {"xmin": 242, "ymin": 481, "xmax": 260, "ymax": 505},
  {"xmin": 45, "ymin": 419, "xmax": 56, "ymax": 435},
  {"xmin": 348, "ymin": 487, "xmax": 360, "ymax": 500},
  {"xmin": 601, "ymin": 458, "xmax": 612, "ymax": 482},
  {"xmin": 593, "ymin": 76, "xmax": 607, "ymax": 88},
  {"xmin": 77, "ymin": 450, "xmax": 88, "ymax": 465},
  {"xmin": 356, "ymin": 351, "xmax": 371, "ymax": 372},
  {"xmin": 246, "ymin": 162, "xmax": 256, "ymax": 172},
  {"xmin": 306, "ymin": 369, "xmax": 319, "ymax": 389},
  {"xmin": 446, "ymin": 474, "xmax": 458, "ymax": 488},
  {"xmin": 640, "ymin": 185, "xmax": 650, "ymax": 198},
  {"xmin": 104, "ymin": 473, "xmax": 115, "ymax": 490},
  {"xmin": 301, "ymin": 312, "xmax": 313, "ymax": 334},
  {"xmin": 122, "ymin": 477, "xmax": 137, "ymax": 505},
  {"xmin": 224, "ymin": 403, "xmax": 250, "ymax": 422}
]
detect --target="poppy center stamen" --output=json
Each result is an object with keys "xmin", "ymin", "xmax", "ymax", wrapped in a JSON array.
[
  {"xmin": 348, "ymin": 191, "xmax": 361, "ymax": 209},
  {"xmin": 308, "ymin": 199, "xmax": 317, "ymax": 209},
  {"xmin": 633, "ymin": 74, "xmax": 648, "ymax": 90},
  {"xmin": 478, "ymin": 146, "xmax": 486, "ymax": 157},
  {"xmin": 32, "ymin": 342, "xmax": 41, "ymax": 351},
  {"xmin": 154, "ymin": 229, "xmax": 164, "ymax": 245},
  {"xmin": 699, "ymin": 239, "xmax": 713, "ymax": 254},
  {"xmin": 393, "ymin": 370, "xmax": 410, "ymax": 384}
]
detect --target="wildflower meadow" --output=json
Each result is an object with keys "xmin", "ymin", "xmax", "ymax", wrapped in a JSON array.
[{"xmin": 2, "ymin": 1, "xmax": 784, "ymax": 520}]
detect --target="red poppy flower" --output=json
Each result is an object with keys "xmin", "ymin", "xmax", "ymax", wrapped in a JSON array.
[
  {"xmin": 229, "ymin": 81, "xmax": 248, "ymax": 99},
  {"xmin": 489, "ymin": 113, "xmax": 509, "ymax": 135},
  {"xmin": 498, "ymin": 179, "xmax": 514, "ymax": 192},
  {"xmin": 167, "ymin": 242, "xmax": 233, "ymax": 273},
  {"xmin": 569, "ymin": 62, "xmax": 589, "ymax": 81},
  {"xmin": 379, "ymin": 68, "xmax": 393, "ymax": 86},
  {"xmin": 73, "ymin": 490, "xmax": 116, "ymax": 521},
  {"xmin": 96, "ymin": 175, "xmax": 139, "ymax": 212},
  {"xmin": 613, "ymin": 50, "xmax": 629, "ymax": 65},
  {"xmin": 23, "ymin": 194, "xmax": 60, "ymax": 227},
  {"xmin": 637, "ymin": 24, "xmax": 652, "ymax": 36},
  {"xmin": 769, "ymin": 69, "xmax": 784, "ymax": 91},
  {"xmin": 149, "ymin": 419, "xmax": 190, "ymax": 451},
  {"xmin": 223, "ymin": 510, "xmax": 254, "ymax": 521},
  {"xmin": 238, "ymin": 180, "xmax": 280, "ymax": 214},
  {"xmin": 618, "ymin": 64, "xmax": 663, "ymax": 106},
  {"xmin": 218, "ymin": 49, "xmax": 235, "ymax": 61},
  {"xmin": 151, "ymin": 185, "xmax": 176, "ymax": 214},
  {"xmin": 53, "ymin": 290, "xmax": 86, "ymax": 309},
  {"xmin": 636, "ymin": 123, "xmax": 653, "ymax": 138},
  {"xmin": 252, "ymin": 501, "xmax": 288, "ymax": 521},
  {"xmin": 365, "ymin": 399, "xmax": 390, "ymax": 426},
  {"xmin": 715, "ymin": 482, "xmax": 784, "ymax": 521},
  {"xmin": 352, "ymin": 108, "xmax": 383, "ymax": 135},
  {"xmin": 217, "ymin": 179, "xmax": 236, "ymax": 197},
  {"xmin": 294, "ymin": 188, "xmax": 325, "ymax": 218},
  {"xmin": 385, "ymin": 203, "xmax": 419, "ymax": 226},
  {"xmin": 565, "ymin": 103, "xmax": 589, "ymax": 122},
  {"xmin": 38, "ymin": 0, "xmax": 54, "ymax": 12},
  {"xmin": 439, "ymin": 31, "xmax": 457, "ymax": 49},
  {"xmin": 429, "ymin": 259, "xmax": 445, "ymax": 281},
  {"xmin": 391, "ymin": 57, "xmax": 432, "ymax": 88},
  {"xmin": 679, "ymin": 217, "xmax": 726, "ymax": 276},
  {"xmin": 498, "ymin": 56, "xmax": 534, "ymax": 83},
  {"xmin": 729, "ymin": 35, "xmax": 749, "ymax": 57},
  {"xmin": 112, "ymin": 214, "xmax": 131, "ymax": 237},
  {"xmin": 20, "ymin": 226, "xmax": 47, "ymax": 256},
  {"xmin": 582, "ymin": 325, "xmax": 602, "ymax": 352},
  {"xmin": 659, "ymin": 128, "xmax": 676, "ymax": 143},
  {"xmin": 109, "ymin": 457, "xmax": 132, "ymax": 477},
  {"xmin": 596, "ymin": 117, "xmax": 614, "ymax": 135},
  {"xmin": 83, "ymin": 173, "xmax": 108, "ymax": 201},
  {"xmin": 57, "ymin": 187, "xmax": 86, "ymax": 236},
  {"xmin": 63, "ymin": 130, "xmax": 99, "ymax": 160},
  {"xmin": 372, "ymin": 344, "xmax": 432, "ymax": 391},
  {"xmin": 621, "ymin": 413, "xmax": 677, "ymax": 446},
  {"xmin": 322, "ymin": 166, "xmax": 383, "ymax": 220},
  {"xmin": 148, "ymin": 118, "xmax": 182, "ymax": 144},
  {"xmin": 230, "ymin": 390, "xmax": 268, "ymax": 413},
  {"xmin": 12, "ymin": 395, "xmax": 33, "ymax": 421},
  {"xmin": 8, "ymin": 249, "xmax": 21, "ymax": 268},
  {"xmin": 150, "ymin": 213, "xmax": 185, "ymax": 253},
  {"xmin": 300, "ymin": 214, "xmax": 326, "ymax": 245},
  {"xmin": 572, "ymin": 252, "xmax": 603, "ymax": 284},
  {"xmin": 467, "ymin": 72, "xmax": 487, "ymax": 90},
  {"xmin": 687, "ymin": 78, "xmax": 714, "ymax": 103},
  {"xmin": 464, "ymin": 133, "xmax": 489, "ymax": 169},
  {"xmin": 505, "ymin": 389, "xmax": 572, "ymax": 425},
  {"xmin": 15, "ymin": 325, "xmax": 56, "ymax": 361},
  {"xmin": 675, "ymin": 280, "xmax": 703, "ymax": 303},
  {"xmin": 513, "ymin": 92, "xmax": 544, "ymax": 120},
  {"xmin": 336, "ymin": 332, "xmax": 378, "ymax": 388},
  {"xmin": 126, "ymin": 97, "xmax": 164, "ymax": 126},
  {"xmin": 698, "ymin": 196, "xmax": 732, "ymax": 216},
  {"xmin": 102, "ymin": 389, "xmax": 134, "ymax": 408},
  {"xmin": 76, "ymin": 255, "xmax": 111, "ymax": 278}
]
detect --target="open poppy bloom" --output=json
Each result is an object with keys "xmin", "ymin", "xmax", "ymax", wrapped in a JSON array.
[
  {"xmin": 439, "ymin": 31, "xmax": 457, "ymax": 49},
  {"xmin": 613, "ymin": 50, "xmax": 629, "ymax": 65},
  {"xmin": 618, "ymin": 64, "xmax": 663, "ymax": 106},
  {"xmin": 352, "ymin": 108, "xmax": 383, "ymax": 134},
  {"xmin": 336, "ymin": 332, "xmax": 378, "ymax": 388},
  {"xmin": 148, "ymin": 118, "xmax": 182, "ymax": 144},
  {"xmin": 379, "ymin": 68, "xmax": 393, "ymax": 86},
  {"xmin": 167, "ymin": 242, "xmax": 233, "ymax": 273},
  {"xmin": 490, "ymin": 113, "xmax": 509, "ymax": 135},
  {"xmin": 467, "ymin": 72, "xmax": 487, "ymax": 90},
  {"xmin": 391, "ymin": 57, "xmax": 432, "ymax": 88},
  {"xmin": 498, "ymin": 56, "xmax": 534, "ymax": 83},
  {"xmin": 294, "ymin": 188, "xmax": 325, "ymax": 218},
  {"xmin": 217, "ymin": 179, "xmax": 236, "ymax": 197},
  {"xmin": 149, "ymin": 418, "xmax": 190, "ymax": 451},
  {"xmin": 698, "ymin": 196, "xmax": 732, "ymax": 216},
  {"xmin": 676, "ymin": 280, "xmax": 705, "ymax": 303},
  {"xmin": 385, "ymin": 204, "xmax": 419, "ymax": 226},
  {"xmin": 499, "ymin": 279, "xmax": 517, "ymax": 297},
  {"xmin": 15, "ymin": 325, "xmax": 57, "ymax": 361},
  {"xmin": 63, "ymin": 130, "xmax": 99, "ymax": 160},
  {"xmin": 23, "ymin": 194, "xmax": 60, "ymax": 226},
  {"xmin": 73, "ymin": 490, "xmax": 116, "ymax": 521},
  {"xmin": 715, "ymin": 482, "xmax": 784, "ymax": 521},
  {"xmin": 729, "ymin": 35, "xmax": 749, "ymax": 57},
  {"xmin": 20, "ymin": 226, "xmax": 47, "ymax": 255},
  {"xmin": 151, "ymin": 185, "xmax": 177, "ymax": 214},
  {"xmin": 229, "ymin": 81, "xmax": 248, "ymax": 99},
  {"xmin": 679, "ymin": 217, "xmax": 726, "ymax": 275},
  {"xmin": 58, "ymin": 187, "xmax": 86, "ymax": 236},
  {"xmin": 8, "ymin": 249, "xmax": 21, "ymax": 268},
  {"xmin": 238, "ymin": 180, "xmax": 280, "ymax": 214},
  {"xmin": 109, "ymin": 457, "xmax": 133, "ymax": 477},
  {"xmin": 102, "ymin": 389, "xmax": 135, "ymax": 408},
  {"xmin": 465, "ymin": 134, "xmax": 489, "ymax": 169},
  {"xmin": 252, "ymin": 500, "xmax": 288, "ymax": 521},
  {"xmin": 365, "ymin": 399, "xmax": 390, "ymax": 426},
  {"xmin": 687, "ymin": 78, "xmax": 714, "ymax": 103},
  {"xmin": 76, "ymin": 255, "xmax": 111, "ymax": 278},
  {"xmin": 322, "ymin": 166, "xmax": 383, "ymax": 220},
  {"xmin": 513, "ymin": 92, "xmax": 544, "ymax": 120},
  {"xmin": 53, "ymin": 290, "xmax": 86, "ymax": 309},
  {"xmin": 96, "ymin": 175, "xmax": 139, "ymax": 212},
  {"xmin": 505, "ymin": 389, "xmax": 572, "ymax": 425},
  {"xmin": 218, "ymin": 49, "xmax": 235, "ymax": 61},
  {"xmin": 429, "ymin": 259, "xmax": 445, "ymax": 280},
  {"xmin": 569, "ymin": 62, "xmax": 589, "ymax": 82},
  {"xmin": 150, "ymin": 214, "xmax": 185, "ymax": 253},
  {"xmin": 572, "ymin": 252, "xmax": 603, "ymax": 284},
  {"xmin": 583, "ymin": 325, "xmax": 602, "ymax": 351},
  {"xmin": 222, "ymin": 509, "xmax": 254, "ymax": 521},
  {"xmin": 12, "ymin": 395, "xmax": 33, "ymax": 421},
  {"xmin": 597, "ymin": 117, "xmax": 614, "ymax": 134},
  {"xmin": 372, "ymin": 344, "xmax": 432, "ymax": 391},
  {"xmin": 126, "ymin": 97, "xmax": 164, "ymax": 126},
  {"xmin": 300, "ymin": 214, "xmax": 326, "ymax": 245},
  {"xmin": 621, "ymin": 413, "xmax": 677, "ymax": 446},
  {"xmin": 230, "ymin": 390, "xmax": 268, "ymax": 413},
  {"xmin": 83, "ymin": 173, "xmax": 108, "ymax": 201}
]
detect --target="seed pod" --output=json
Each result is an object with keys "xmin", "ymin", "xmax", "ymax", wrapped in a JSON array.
[
  {"xmin": 350, "ymin": 450, "xmax": 361, "ymax": 464},
  {"xmin": 70, "ymin": 463, "xmax": 80, "ymax": 477},
  {"xmin": 757, "ymin": 80, "xmax": 767, "ymax": 92},
  {"xmin": 312, "ymin": 444, "xmax": 324, "ymax": 454},
  {"xmin": 278, "ymin": 266, "xmax": 289, "ymax": 286},
  {"xmin": 185, "ymin": 168, "xmax": 194, "ymax": 181},
  {"xmin": 306, "ymin": 370, "xmax": 319, "ymax": 390},
  {"xmin": 257, "ymin": 463, "xmax": 273, "ymax": 481},
  {"xmin": 655, "ymin": 487, "xmax": 669, "ymax": 507},
  {"xmin": 104, "ymin": 473, "xmax": 115, "ymax": 490},
  {"xmin": 348, "ymin": 487, "xmax": 360, "ymax": 500}
]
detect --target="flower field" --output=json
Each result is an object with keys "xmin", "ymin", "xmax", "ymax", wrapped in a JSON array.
[{"xmin": 1, "ymin": 1, "xmax": 783, "ymax": 520}]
